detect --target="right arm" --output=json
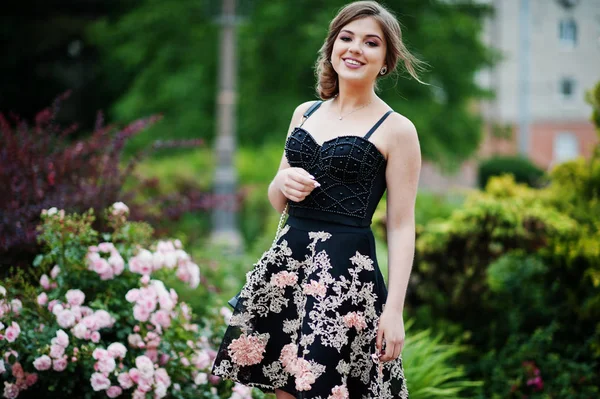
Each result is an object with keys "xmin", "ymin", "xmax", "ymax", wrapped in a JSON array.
[{"xmin": 268, "ymin": 101, "xmax": 321, "ymax": 213}]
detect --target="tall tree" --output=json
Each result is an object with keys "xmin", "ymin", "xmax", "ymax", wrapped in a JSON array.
[{"xmin": 89, "ymin": 0, "xmax": 496, "ymax": 165}]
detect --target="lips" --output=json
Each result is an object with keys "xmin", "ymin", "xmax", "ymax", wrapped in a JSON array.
[{"xmin": 343, "ymin": 57, "xmax": 365, "ymax": 66}]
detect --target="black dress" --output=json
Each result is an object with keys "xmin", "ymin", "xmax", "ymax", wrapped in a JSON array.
[{"xmin": 211, "ymin": 101, "xmax": 409, "ymax": 399}]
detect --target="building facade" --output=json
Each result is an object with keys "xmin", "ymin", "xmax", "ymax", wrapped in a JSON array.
[{"xmin": 421, "ymin": 0, "xmax": 600, "ymax": 191}]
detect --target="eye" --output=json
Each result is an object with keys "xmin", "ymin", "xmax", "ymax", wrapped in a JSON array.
[
  {"xmin": 340, "ymin": 36, "xmax": 352, "ymax": 42},
  {"xmin": 366, "ymin": 41, "xmax": 378, "ymax": 47}
]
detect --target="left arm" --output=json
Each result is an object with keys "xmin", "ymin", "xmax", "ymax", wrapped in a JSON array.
[{"xmin": 376, "ymin": 115, "xmax": 421, "ymax": 362}]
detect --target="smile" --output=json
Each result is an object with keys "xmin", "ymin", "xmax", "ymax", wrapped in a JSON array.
[{"xmin": 343, "ymin": 58, "xmax": 365, "ymax": 68}]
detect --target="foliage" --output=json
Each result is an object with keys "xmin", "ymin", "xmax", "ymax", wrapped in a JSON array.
[
  {"xmin": 411, "ymin": 145, "xmax": 600, "ymax": 397},
  {"xmin": 0, "ymin": 203, "xmax": 252, "ymax": 398},
  {"xmin": 477, "ymin": 155, "xmax": 545, "ymax": 189},
  {"xmin": 89, "ymin": 0, "xmax": 496, "ymax": 167},
  {"xmin": 0, "ymin": 94, "xmax": 223, "ymax": 272},
  {"xmin": 401, "ymin": 320, "xmax": 483, "ymax": 399}
]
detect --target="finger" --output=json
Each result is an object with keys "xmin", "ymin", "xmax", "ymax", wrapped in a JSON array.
[
  {"xmin": 290, "ymin": 171, "xmax": 319, "ymax": 187},
  {"xmin": 375, "ymin": 325, "xmax": 384, "ymax": 354},
  {"xmin": 285, "ymin": 189, "xmax": 306, "ymax": 202},
  {"xmin": 285, "ymin": 180, "xmax": 313, "ymax": 193},
  {"xmin": 392, "ymin": 341, "xmax": 402, "ymax": 361},
  {"xmin": 381, "ymin": 342, "xmax": 396, "ymax": 363}
]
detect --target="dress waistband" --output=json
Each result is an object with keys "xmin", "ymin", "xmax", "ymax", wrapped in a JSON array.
[{"xmin": 285, "ymin": 215, "xmax": 373, "ymax": 234}]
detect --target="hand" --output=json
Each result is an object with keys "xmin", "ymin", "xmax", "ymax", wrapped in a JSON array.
[
  {"xmin": 275, "ymin": 168, "xmax": 320, "ymax": 203},
  {"xmin": 375, "ymin": 307, "xmax": 405, "ymax": 363}
]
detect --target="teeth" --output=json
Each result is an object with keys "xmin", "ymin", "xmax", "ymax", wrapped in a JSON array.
[{"xmin": 345, "ymin": 59, "xmax": 361, "ymax": 66}]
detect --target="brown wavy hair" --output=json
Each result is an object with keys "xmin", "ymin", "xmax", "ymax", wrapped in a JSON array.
[{"xmin": 315, "ymin": 1, "xmax": 426, "ymax": 99}]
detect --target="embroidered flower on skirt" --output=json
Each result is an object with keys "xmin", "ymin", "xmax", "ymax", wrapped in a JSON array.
[{"xmin": 211, "ymin": 217, "xmax": 409, "ymax": 399}]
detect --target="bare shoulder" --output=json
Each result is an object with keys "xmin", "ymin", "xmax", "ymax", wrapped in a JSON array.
[{"xmin": 386, "ymin": 112, "xmax": 418, "ymax": 144}]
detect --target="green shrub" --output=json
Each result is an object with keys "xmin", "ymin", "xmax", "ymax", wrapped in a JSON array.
[
  {"xmin": 477, "ymin": 156, "xmax": 545, "ymax": 188},
  {"xmin": 402, "ymin": 320, "xmax": 483, "ymax": 398}
]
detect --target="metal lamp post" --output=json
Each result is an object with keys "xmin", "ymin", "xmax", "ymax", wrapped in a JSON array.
[{"xmin": 208, "ymin": 0, "xmax": 250, "ymax": 253}]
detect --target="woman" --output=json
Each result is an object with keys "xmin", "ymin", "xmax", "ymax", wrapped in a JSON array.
[{"xmin": 211, "ymin": 1, "xmax": 423, "ymax": 398}]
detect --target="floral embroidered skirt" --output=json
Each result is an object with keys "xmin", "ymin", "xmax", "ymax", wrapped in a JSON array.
[{"xmin": 211, "ymin": 215, "xmax": 408, "ymax": 399}]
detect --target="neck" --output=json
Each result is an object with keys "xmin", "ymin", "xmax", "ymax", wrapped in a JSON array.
[{"xmin": 334, "ymin": 79, "xmax": 377, "ymax": 113}]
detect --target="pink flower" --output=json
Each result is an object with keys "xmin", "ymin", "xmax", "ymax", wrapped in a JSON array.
[
  {"xmin": 37, "ymin": 293, "xmax": 48, "ymax": 306},
  {"xmin": 49, "ymin": 344, "xmax": 65, "ymax": 359},
  {"xmin": 111, "ymin": 202, "xmax": 129, "ymax": 216},
  {"xmin": 135, "ymin": 356, "xmax": 154, "ymax": 379},
  {"xmin": 96, "ymin": 357, "xmax": 116, "ymax": 374},
  {"xmin": 176, "ymin": 262, "xmax": 200, "ymax": 288},
  {"xmin": 154, "ymin": 368, "xmax": 171, "ymax": 387},
  {"xmin": 90, "ymin": 331, "xmax": 101, "ymax": 343},
  {"xmin": 47, "ymin": 299, "xmax": 59, "ymax": 312},
  {"xmin": 33, "ymin": 355, "xmax": 52, "ymax": 371},
  {"xmin": 152, "ymin": 252, "xmax": 165, "ymax": 271},
  {"xmin": 54, "ymin": 330, "xmax": 69, "ymax": 348},
  {"xmin": 109, "ymin": 254, "xmax": 125, "ymax": 276},
  {"xmin": 128, "ymin": 250, "xmax": 153, "ymax": 275},
  {"xmin": 192, "ymin": 351, "xmax": 211, "ymax": 369},
  {"xmin": 137, "ymin": 376, "xmax": 152, "ymax": 392},
  {"xmin": 132, "ymin": 389, "xmax": 146, "ymax": 399},
  {"xmin": 4, "ymin": 322, "xmax": 20, "ymax": 343},
  {"xmin": 93, "ymin": 348, "xmax": 110, "ymax": 360},
  {"xmin": 107, "ymin": 386, "xmax": 123, "ymax": 398},
  {"xmin": 3, "ymin": 382, "xmax": 19, "ymax": 399},
  {"xmin": 94, "ymin": 310, "xmax": 115, "ymax": 328},
  {"xmin": 53, "ymin": 357, "xmax": 68, "ymax": 372},
  {"xmin": 57, "ymin": 309, "xmax": 76, "ymax": 328},
  {"xmin": 98, "ymin": 242, "xmax": 115, "ymax": 253},
  {"xmin": 128, "ymin": 334, "xmax": 143, "ymax": 348},
  {"xmin": 73, "ymin": 323, "xmax": 88, "ymax": 339},
  {"xmin": 133, "ymin": 305, "xmax": 150, "ymax": 322},
  {"xmin": 40, "ymin": 274, "xmax": 51, "ymax": 290},
  {"xmin": 303, "ymin": 280, "xmax": 327, "ymax": 297},
  {"xmin": 150, "ymin": 310, "xmax": 171, "ymax": 329},
  {"xmin": 294, "ymin": 358, "xmax": 315, "ymax": 391},
  {"xmin": 65, "ymin": 289, "xmax": 85, "ymax": 306},
  {"xmin": 227, "ymin": 333, "xmax": 268, "ymax": 366},
  {"xmin": 270, "ymin": 271, "xmax": 299, "ymax": 288},
  {"xmin": 90, "ymin": 372, "xmax": 111, "ymax": 391},
  {"xmin": 10, "ymin": 299, "xmax": 22, "ymax": 314},
  {"xmin": 328, "ymin": 385, "xmax": 349, "ymax": 399},
  {"xmin": 107, "ymin": 343, "xmax": 127, "ymax": 359},
  {"xmin": 158, "ymin": 293, "xmax": 175, "ymax": 311},
  {"xmin": 11, "ymin": 362, "xmax": 24, "ymax": 379},
  {"xmin": 194, "ymin": 372, "xmax": 208, "ymax": 384},
  {"xmin": 50, "ymin": 265, "xmax": 60, "ymax": 279},
  {"xmin": 25, "ymin": 373, "xmax": 38, "ymax": 387},
  {"xmin": 343, "ymin": 312, "xmax": 367, "ymax": 331},
  {"xmin": 279, "ymin": 343, "xmax": 298, "ymax": 372},
  {"xmin": 117, "ymin": 372, "xmax": 134, "ymax": 389},
  {"xmin": 125, "ymin": 289, "xmax": 140, "ymax": 303},
  {"xmin": 92, "ymin": 257, "xmax": 111, "ymax": 275},
  {"xmin": 128, "ymin": 368, "xmax": 140, "ymax": 384}
]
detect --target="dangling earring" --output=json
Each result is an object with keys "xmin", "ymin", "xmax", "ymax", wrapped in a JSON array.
[{"xmin": 379, "ymin": 66, "xmax": 387, "ymax": 75}]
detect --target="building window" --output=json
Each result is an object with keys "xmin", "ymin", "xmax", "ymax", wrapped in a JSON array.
[
  {"xmin": 559, "ymin": 18, "xmax": 577, "ymax": 47},
  {"xmin": 553, "ymin": 132, "xmax": 579, "ymax": 163},
  {"xmin": 559, "ymin": 77, "xmax": 576, "ymax": 101}
]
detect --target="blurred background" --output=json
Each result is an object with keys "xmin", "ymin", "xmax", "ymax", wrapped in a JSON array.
[{"xmin": 1, "ymin": 0, "xmax": 599, "ymax": 397}]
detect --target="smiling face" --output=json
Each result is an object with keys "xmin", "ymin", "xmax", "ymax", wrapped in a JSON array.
[{"xmin": 330, "ymin": 16, "xmax": 387, "ymax": 85}]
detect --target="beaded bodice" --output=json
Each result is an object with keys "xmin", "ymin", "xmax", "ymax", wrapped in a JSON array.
[{"xmin": 284, "ymin": 101, "xmax": 392, "ymax": 227}]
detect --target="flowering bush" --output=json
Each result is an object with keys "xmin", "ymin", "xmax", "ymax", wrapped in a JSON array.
[
  {"xmin": 0, "ymin": 92, "xmax": 225, "ymax": 272},
  {"xmin": 0, "ymin": 203, "xmax": 253, "ymax": 398}
]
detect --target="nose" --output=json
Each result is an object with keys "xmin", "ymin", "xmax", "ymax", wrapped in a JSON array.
[{"xmin": 349, "ymin": 40, "xmax": 362, "ymax": 54}]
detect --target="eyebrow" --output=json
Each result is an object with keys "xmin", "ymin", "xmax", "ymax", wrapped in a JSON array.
[{"xmin": 340, "ymin": 29, "xmax": 383, "ymax": 41}]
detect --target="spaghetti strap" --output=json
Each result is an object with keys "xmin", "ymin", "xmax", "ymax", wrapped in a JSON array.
[
  {"xmin": 363, "ymin": 110, "xmax": 394, "ymax": 140},
  {"xmin": 298, "ymin": 100, "xmax": 323, "ymax": 127}
]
